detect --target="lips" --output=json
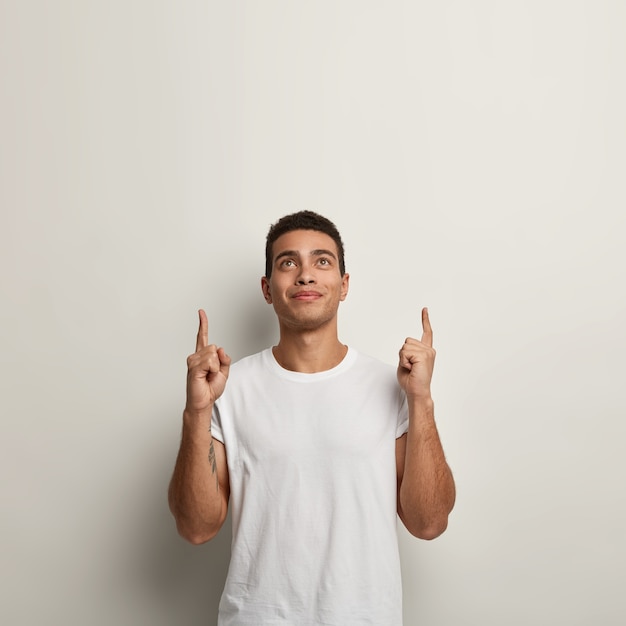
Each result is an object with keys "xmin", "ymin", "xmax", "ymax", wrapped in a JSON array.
[{"xmin": 292, "ymin": 290, "xmax": 322, "ymax": 301}]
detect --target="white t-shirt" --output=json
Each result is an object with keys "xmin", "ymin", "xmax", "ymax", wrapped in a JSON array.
[{"xmin": 211, "ymin": 347, "xmax": 409, "ymax": 626}]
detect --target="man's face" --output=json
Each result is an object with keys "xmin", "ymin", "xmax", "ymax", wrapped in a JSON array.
[{"xmin": 261, "ymin": 229, "xmax": 349, "ymax": 332}]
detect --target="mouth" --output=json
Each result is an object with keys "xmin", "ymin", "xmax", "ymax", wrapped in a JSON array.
[{"xmin": 292, "ymin": 290, "xmax": 322, "ymax": 301}]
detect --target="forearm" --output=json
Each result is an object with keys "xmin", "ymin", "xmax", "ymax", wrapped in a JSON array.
[
  {"xmin": 398, "ymin": 397, "xmax": 455, "ymax": 540},
  {"xmin": 168, "ymin": 408, "xmax": 228, "ymax": 544}
]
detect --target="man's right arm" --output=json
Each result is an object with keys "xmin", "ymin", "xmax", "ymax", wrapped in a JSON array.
[{"xmin": 168, "ymin": 310, "xmax": 231, "ymax": 545}]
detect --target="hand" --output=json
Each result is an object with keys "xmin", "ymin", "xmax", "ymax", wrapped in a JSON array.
[
  {"xmin": 185, "ymin": 309, "xmax": 231, "ymax": 414},
  {"xmin": 397, "ymin": 308, "xmax": 436, "ymax": 401}
]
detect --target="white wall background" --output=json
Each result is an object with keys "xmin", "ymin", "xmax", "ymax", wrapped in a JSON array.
[{"xmin": 2, "ymin": 1, "xmax": 625, "ymax": 624}]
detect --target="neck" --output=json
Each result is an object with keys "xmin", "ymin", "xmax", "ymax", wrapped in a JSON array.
[{"xmin": 272, "ymin": 325, "xmax": 347, "ymax": 373}]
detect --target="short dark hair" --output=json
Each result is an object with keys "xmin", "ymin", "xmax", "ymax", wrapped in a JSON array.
[{"xmin": 265, "ymin": 210, "xmax": 346, "ymax": 278}]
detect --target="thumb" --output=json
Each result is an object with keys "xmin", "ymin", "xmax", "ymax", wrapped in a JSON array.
[{"xmin": 217, "ymin": 348, "xmax": 232, "ymax": 378}]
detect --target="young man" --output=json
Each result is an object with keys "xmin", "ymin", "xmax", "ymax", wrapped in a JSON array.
[{"xmin": 168, "ymin": 211, "xmax": 455, "ymax": 625}]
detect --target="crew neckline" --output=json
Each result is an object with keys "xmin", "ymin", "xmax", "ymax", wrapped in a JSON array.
[{"xmin": 263, "ymin": 346, "xmax": 357, "ymax": 382}]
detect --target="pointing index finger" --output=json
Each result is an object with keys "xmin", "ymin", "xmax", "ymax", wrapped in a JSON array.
[
  {"xmin": 195, "ymin": 309, "xmax": 209, "ymax": 352},
  {"xmin": 421, "ymin": 307, "xmax": 433, "ymax": 347}
]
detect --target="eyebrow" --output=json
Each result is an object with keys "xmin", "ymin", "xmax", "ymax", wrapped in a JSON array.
[{"xmin": 274, "ymin": 249, "xmax": 337, "ymax": 264}]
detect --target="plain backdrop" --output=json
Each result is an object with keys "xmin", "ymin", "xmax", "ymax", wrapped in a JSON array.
[{"xmin": 1, "ymin": 1, "xmax": 625, "ymax": 625}]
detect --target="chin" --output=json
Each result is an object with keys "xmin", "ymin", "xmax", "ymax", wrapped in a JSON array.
[{"xmin": 289, "ymin": 314, "xmax": 336, "ymax": 332}]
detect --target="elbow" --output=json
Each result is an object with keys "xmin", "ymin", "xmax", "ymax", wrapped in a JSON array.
[
  {"xmin": 409, "ymin": 516, "xmax": 449, "ymax": 541},
  {"xmin": 400, "ymin": 505, "xmax": 450, "ymax": 540},
  {"xmin": 181, "ymin": 529, "xmax": 217, "ymax": 546},
  {"xmin": 168, "ymin": 486, "xmax": 227, "ymax": 545},
  {"xmin": 175, "ymin": 520, "xmax": 221, "ymax": 545},
  {"xmin": 169, "ymin": 499, "xmax": 225, "ymax": 545},
  {"xmin": 398, "ymin": 480, "xmax": 456, "ymax": 540}
]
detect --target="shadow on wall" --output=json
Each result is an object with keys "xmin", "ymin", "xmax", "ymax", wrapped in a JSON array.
[
  {"xmin": 219, "ymin": 281, "xmax": 278, "ymax": 360},
  {"xmin": 129, "ymin": 428, "xmax": 232, "ymax": 626},
  {"xmin": 158, "ymin": 513, "xmax": 233, "ymax": 626},
  {"xmin": 135, "ymin": 303, "xmax": 276, "ymax": 626}
]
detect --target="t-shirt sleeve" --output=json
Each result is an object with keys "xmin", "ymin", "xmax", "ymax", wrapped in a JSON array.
[
  {"xmin": 211, "ymin": 402, "xmax": 225, "ymax": 443},
  {"xmin": 396, "ymin": 390, "xmax": 409, "ymax": 438}
]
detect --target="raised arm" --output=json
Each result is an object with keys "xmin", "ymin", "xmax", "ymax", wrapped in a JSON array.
[
  {"xmin": 396, "ymin": 308, "xmax": 456, "ymax": 540},
  {"xmin": 168, "ymin": 309, "xmax": 231, "ymax": 544}
]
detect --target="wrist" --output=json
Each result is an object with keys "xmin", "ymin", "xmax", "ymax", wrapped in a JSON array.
[
  {"xmin": 406, "ymin": 392, "xmax": 434, "ymax": 407},
  {"xmin": 182, "ymin": 406, "xmax": 213, "ymax": 433},
  {"xmin": 407, "ymin": 394, "xmax": 435, "ymax": 422}
]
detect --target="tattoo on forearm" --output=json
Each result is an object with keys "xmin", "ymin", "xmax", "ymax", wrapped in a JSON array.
[{"xmin": 208, "ymin": 440, "xmax": 218, "ymax": 491}]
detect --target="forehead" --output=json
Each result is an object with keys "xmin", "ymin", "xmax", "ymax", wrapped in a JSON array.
[{"xmin": 271, "ymin": 229, "xmax": 338, "ymax": 258}]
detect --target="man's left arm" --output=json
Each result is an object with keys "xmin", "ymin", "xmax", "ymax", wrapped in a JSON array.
[{"xmin": 396, "ymin": 308, "xmax": 456, "ymax": 540}]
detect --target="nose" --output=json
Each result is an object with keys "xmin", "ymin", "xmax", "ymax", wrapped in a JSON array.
[{"xmin": 296, "ymin": 263, "xmax": 316, "ymax": 285}]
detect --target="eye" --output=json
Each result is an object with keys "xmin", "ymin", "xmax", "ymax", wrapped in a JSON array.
[
  {"xmin": 317, "ymin": 257, "xmax": 331, "ymax": 266},
  {"xmin": 281, "ymin": 259, "xmax": 296, "ymax": 268}
]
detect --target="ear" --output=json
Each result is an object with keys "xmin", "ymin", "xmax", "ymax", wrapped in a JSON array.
[
  {"xmin": 340, "ymin": 273, "xmax": 350, "ymax": 301},
  {"xmin": 261, "ymin": 276, "xmax": 272, "ymax": 303}
]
